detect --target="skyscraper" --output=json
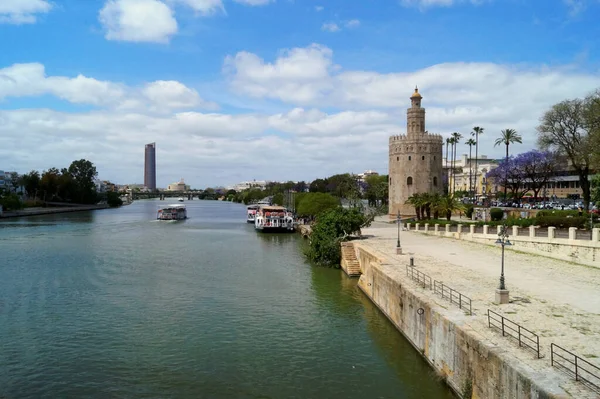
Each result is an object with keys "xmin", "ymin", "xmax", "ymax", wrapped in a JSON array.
[{"xmin": 144, "ymin": 142, "xmax": 156, "ymax": 190}]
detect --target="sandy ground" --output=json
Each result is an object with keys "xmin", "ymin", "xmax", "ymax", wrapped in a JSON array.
[{"xmin": 360, "ymin": 221, "xmax": 600, "ymax": 398}]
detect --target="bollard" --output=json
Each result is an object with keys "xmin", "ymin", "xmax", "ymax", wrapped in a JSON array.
[{"xmin": 410, "ymin": 257, "xmax": 414, "ymax": 267}]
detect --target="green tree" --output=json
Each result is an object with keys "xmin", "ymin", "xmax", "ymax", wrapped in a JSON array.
[
  {"xmin": 40, "ymin": 167, "xmax": 60, "ymax": 201},
  {"xmin": 0, "ymin": 193, "xmax": 23, "ymax": 210},
  {"xmin": 537, "ymin": 95, "xmax": 598, "ymax": 211},
  {"xmin": 106, "ymin": 191, "xmax": 123, "ymax": 207},
  {"xmin": 591, "ymin": 175, "xmax": 600, "ymax": 206},
  {"xmin": 305, "ymin": 207, "xmax": 367, "ymax": 266},
  {"xmin": 68, "ymin": 159, "xmax": 98, "ymax": 204},
  {"xmin": 272, "ymin": 192, "xmax": 284, "ymax": 206},
  {"xmin": 21, "ymin": 170, "xmax": 41, "ymax": 199},
  {"xmin": 365, "ymin": 175, "xmax": 388, "ymax": 207},
  {"xmin": 494, "ymin": 128, "xmax": 522, "ymax": 200},
  {"xmin": 296, "ymin": 192, "xmax": 340, "ymax": 218},
  {"xmin": 309, "ymin": 178, "xmax": 328, "ymax": 193},
  {"xmin": 434, "ymin": 194, "xmax": 466, "ymax": 221}
]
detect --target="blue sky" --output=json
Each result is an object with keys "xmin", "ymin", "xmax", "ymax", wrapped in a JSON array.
[{"xmin": 1, "ymin": 0, "xmax": 599, "ymax": 187}]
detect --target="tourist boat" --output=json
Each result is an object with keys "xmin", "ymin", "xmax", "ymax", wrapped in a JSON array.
[
  {"xmin": 254, "ymin": 205, "xmax": 295, "ymax": 232},
  {"xmin": 178, "ymin": 197, "xmax": 184, "ymax": 202},
  {"xmin": 246, "ymin": 204, "xmax": 259, "ymax": 224},
  {"xmin": 157, "ymin": 204, "xmax": 187, "ymax": 220}
]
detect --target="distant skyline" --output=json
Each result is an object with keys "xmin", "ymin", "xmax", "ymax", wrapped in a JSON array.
[{"xmin": 1, "ymin": 0, "xmax": 600, "ymax": 187}]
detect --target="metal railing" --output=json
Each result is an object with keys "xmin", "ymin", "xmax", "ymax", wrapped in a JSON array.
[
  {"xmin": 433, "ymin": 280, "xmax": 472, "ymax": 315},
  {"xmin": 406, "ymin": 265, "xmax": 432, "ymax": 289},
  {"xmin": 551, "ymin": 344, "xmax": 600, "ymax": 393},
  {"xmin": 487, "ymin": 309, "xmax": 540, "ymax": 358}
]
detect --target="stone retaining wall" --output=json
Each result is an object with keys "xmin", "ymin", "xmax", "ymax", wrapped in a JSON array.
[
  {"xmin": 353, "ymin": 242, "xmax": 569, "ymax": 399},
  {"xmin": 406, "ymin": 223, "xmax": 600, "ymax": 268}
]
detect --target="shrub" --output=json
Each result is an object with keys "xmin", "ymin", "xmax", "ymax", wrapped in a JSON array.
[
  {"xmin": 0, "ymin": 193, "xmax": 23, "ymax": 211},
  {"xmin": 490, "ymin": 208, "xmax": 504, "ymax": 221},
  {"xmin": 536, "ymin": 210, "xmax": 580, "ymax": 218},
  {"xmin": 465, "ymin": 204, "xmax": 474, "ymax": 219},
  {"xmin": 536, "ymin": 215, "xmax": 587, "ymax": 229},
  {"xmin": 305, "ymin": 207, "xmax": 365, "ymax": 266},
  {"xmin": 106, "ymin": 191, "xmax": 123, "ymax": 207}
]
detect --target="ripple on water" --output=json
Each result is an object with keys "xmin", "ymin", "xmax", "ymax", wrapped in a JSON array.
[{"xmin": 0, "ymin": 201, "xmax": 455, "ymax": 399}]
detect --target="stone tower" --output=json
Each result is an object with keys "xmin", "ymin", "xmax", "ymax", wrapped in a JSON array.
[{"xmin": 389, "ymin": 87, "xmax": 443, "ymax": 217}]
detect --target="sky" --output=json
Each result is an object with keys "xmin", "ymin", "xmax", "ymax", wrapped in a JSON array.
[{"xmin": 1, "ymin": 0, "xmax": 600, "ymax": 188}]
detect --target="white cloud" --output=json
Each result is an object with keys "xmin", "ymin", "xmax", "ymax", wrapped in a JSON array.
[
  {"xmin": 224, "ymin": 44, "xmax": 600, "ymax": 155},
  {"xmin": 0, "ymin": 0, "xmax": 52, "ymax": 24},
  {"xmin": 168, "ymin": 0, "xmax": 225, "ymax": 15},
  {"xmin": 315, "ymin": 5, "xmax": 324, "ymax": 11},
  {"xmin": 321, "ymin": 22, "xmax": 340, "ymax": 32},
  {"xmin": 563, "ymin": 0, "xmax": 585, "ymax": 16},
  {"xmin": 223, "ymin": 44, "xmax": 337, "ymax": 104},
  {"xmin": 345, "ymin": 19, "xmax": 360, "ymax": 28},
  {"xmin": 233, "ymin": 0, "xmax": 274, "ymax": 6},
  {"xmin": 0, "ymin": 63, "xmax": 215, "ymax": 112},
  {"xmin": 99, "ymin": 0, "xmax": 178, "ymax": 43}
]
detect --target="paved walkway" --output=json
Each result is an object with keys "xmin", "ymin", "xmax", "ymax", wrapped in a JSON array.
[{"xmin": 361, "ymin": 221, "xmax": 600, "ymax": 398}]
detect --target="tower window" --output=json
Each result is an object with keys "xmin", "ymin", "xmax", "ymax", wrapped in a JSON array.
[
  {"xmin": 407, "ymin": 177, "xmax": 413, "ymax": 185},
  {"xmin": 408, "ymin": 156, "xmax": 412, "ymax": 161},
  {"xmin": 433, "ymin": 177, "xmax": 438, "ymax": 186},
  {"xmin": 434, "ymin": 156, "xmax": 436, "ymax": 160},
  {"xmin": 422, "ymin": 156, "xmax": 425, "ymax": 160},
  {"xmin": 397, "ymin": 156, "xmax": 399, "ymax": 161}
]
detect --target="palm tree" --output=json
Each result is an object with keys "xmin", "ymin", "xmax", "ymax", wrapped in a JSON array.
[
  {"xmin": 429, "ymin": 193, "xmax": 442, "ymax": 219},
  {"xmin": 445, "ymin": 137, "xmax": 451, "ymax": 194},
  {"xmin": 465, "ymin": 138, "xmax": 476, "ymax": 198},
  {"xmin": 494, "ymin": 129, "xmax": 522, "ymax": 200},
  {"xmin": 451, "ymin": 132, "xmax": 463, "ymax": 195},
  {"xmin": 471, "ymin": 126, "xmax": 484, "ymax": 199},
  {"xmin": 434, "ymin": 194, "xmax": 467, "ymax": 221}
]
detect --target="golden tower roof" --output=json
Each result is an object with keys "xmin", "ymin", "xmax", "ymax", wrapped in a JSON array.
[{"xmin": 410, "ymin": 86, "xmax": 422, "ymax": 98}]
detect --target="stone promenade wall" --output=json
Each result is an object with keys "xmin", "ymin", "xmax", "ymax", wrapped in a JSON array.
[
  {"xmin": 407, "ymin": 223, "xmax": 600, "ymax": 268},
  {"xmin": 353, "ymin": 242, "xmax": 569, "ymax": 399}
]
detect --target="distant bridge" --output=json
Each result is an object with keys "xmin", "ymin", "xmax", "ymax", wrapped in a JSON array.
[{"xmin": 130, "ymin": 191, "xmax": 204, "ymax": 201}]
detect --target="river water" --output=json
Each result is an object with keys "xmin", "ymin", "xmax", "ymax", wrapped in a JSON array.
[{"xmin": 0, "ymin": 200, "xmax": 454, "ymax": 399}]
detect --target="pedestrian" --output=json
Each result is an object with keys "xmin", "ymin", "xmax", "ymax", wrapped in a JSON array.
[{"xmin": 578, "ymin": 206, "xmax": 583, "ymax": 217}]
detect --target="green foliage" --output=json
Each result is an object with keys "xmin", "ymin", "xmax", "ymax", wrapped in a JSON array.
[
  {"xmin": 106, "ymin": 191, "xmax": 123, "ymax": 207},
  {"xmin": 272, "ymin": 192, "xmax": 284, "ymax": 206},
  {"xmin": 490, "ymin": 208, "xmax": 504, "ymax": 221},
  {"xmin": 305, "ymin": 207, "xmax": 366, "ymax": 266},
  {"xmin": 536, "ymin": 215, "xmax": 587, "ymax": 228},
  {"xmin": 536, "ymin": 209, "xmax": 580, "ymax": 218},
  {"xmin": 592, "ymin": 175, "xmax": 600, "ymax": 206},
  {"xmin": 0, "ymin": 193, "xmax": 23, "ymax": 211},
  {"xmin": 296, "ymin": 192, "xmax": 340, "ymax": 217},
  {"xmin": 68, "ymin": 159, "xmax": 98, "ymax": 204},
  {"xmin": 465, "ymin": 204, "xmax": 474, "ymax": 219},
  {"xmin": 364, "ymin": 174, "xmax": 389, "ymax": 206}
]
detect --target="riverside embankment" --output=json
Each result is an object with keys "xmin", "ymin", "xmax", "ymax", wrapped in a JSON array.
[
  {"xmin": 0, "ymin": 203, "xmax": 108, "ymax": 218},
  {"xmin": 343, "ymin": 223, "xmax": 600, "ymax": 399}
]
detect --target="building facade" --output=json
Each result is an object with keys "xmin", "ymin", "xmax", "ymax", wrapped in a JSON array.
[
  {"xmin": 389, "ymin": 88, "xmax": 444, "ymax": 217},
  {"xmin": 446, "ymin": 154, "xmax": 500, "ymax": 198},
  {"xmin": 144, "ymin": 142, "xmax": 156, "ymax": 191},
  {"xmin": 167, "ymin": 178, "xmax": 190, "ymax": 192}
]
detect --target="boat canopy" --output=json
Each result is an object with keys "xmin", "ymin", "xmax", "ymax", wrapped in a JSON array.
[{"xmin": 160, "ymin": 204, "xmax": 186, "ymax": 210}]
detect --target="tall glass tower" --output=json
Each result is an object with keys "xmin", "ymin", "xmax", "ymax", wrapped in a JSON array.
[{"xmin": 144, "ymin": 142, "xmax": 156, "ymax": 190}]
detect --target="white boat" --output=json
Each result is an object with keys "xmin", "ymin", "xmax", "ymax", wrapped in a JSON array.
[
  {"xmin": 255, "ymin": 205, "xmax": 295, "ymax": 232},
  {"xmin": 157, "ymin": 204, "xmax": 187, "ymax": 220},
  {"xmin": 178, "ymin": 197, "xmax": 184, "ymax": 202},
  {"xmin": 246, "ymin": 204, "xmax": 259, "ymax": 224}
]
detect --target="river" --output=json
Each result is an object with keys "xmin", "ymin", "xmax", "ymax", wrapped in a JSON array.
[{"xmin": 0, "ymin": 200, "xmax": 455, "ymax": 399}]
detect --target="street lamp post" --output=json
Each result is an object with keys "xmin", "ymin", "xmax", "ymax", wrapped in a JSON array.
[
  {"xmin": 494, "ymin": 224, "xmax": 512, "ymax": 304},
  {"xmin": 396, "ymin": 210, "xmax": 402, "ymax": 255}
]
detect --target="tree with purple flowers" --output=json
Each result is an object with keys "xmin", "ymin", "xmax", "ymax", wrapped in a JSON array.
[
  {"xmin": 513, "ymin": 150, "xmax": 560, "ymax": 200},
  {"xmin": 487, "ymin": 158, "xmax": 528, "ymax": 201}
]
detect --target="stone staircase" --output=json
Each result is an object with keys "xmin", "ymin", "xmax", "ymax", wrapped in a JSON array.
[{"xmin": 340, "ymin": 242, "xmax": 361, "ymax": 277}]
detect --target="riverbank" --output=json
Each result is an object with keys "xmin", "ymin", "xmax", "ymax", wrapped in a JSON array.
[
  {"xmin": 0, "ymin": 204, "xmax": 109, "ymax": 218},
  {"xmin": 345, "ymin": 223, "xmax": 600, "ymax": 398}
]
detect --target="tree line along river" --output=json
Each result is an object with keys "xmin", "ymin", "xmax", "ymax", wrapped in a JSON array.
[{"xmin": 0, "ymin": 200, "xmax": 455, "ymax": 399}]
